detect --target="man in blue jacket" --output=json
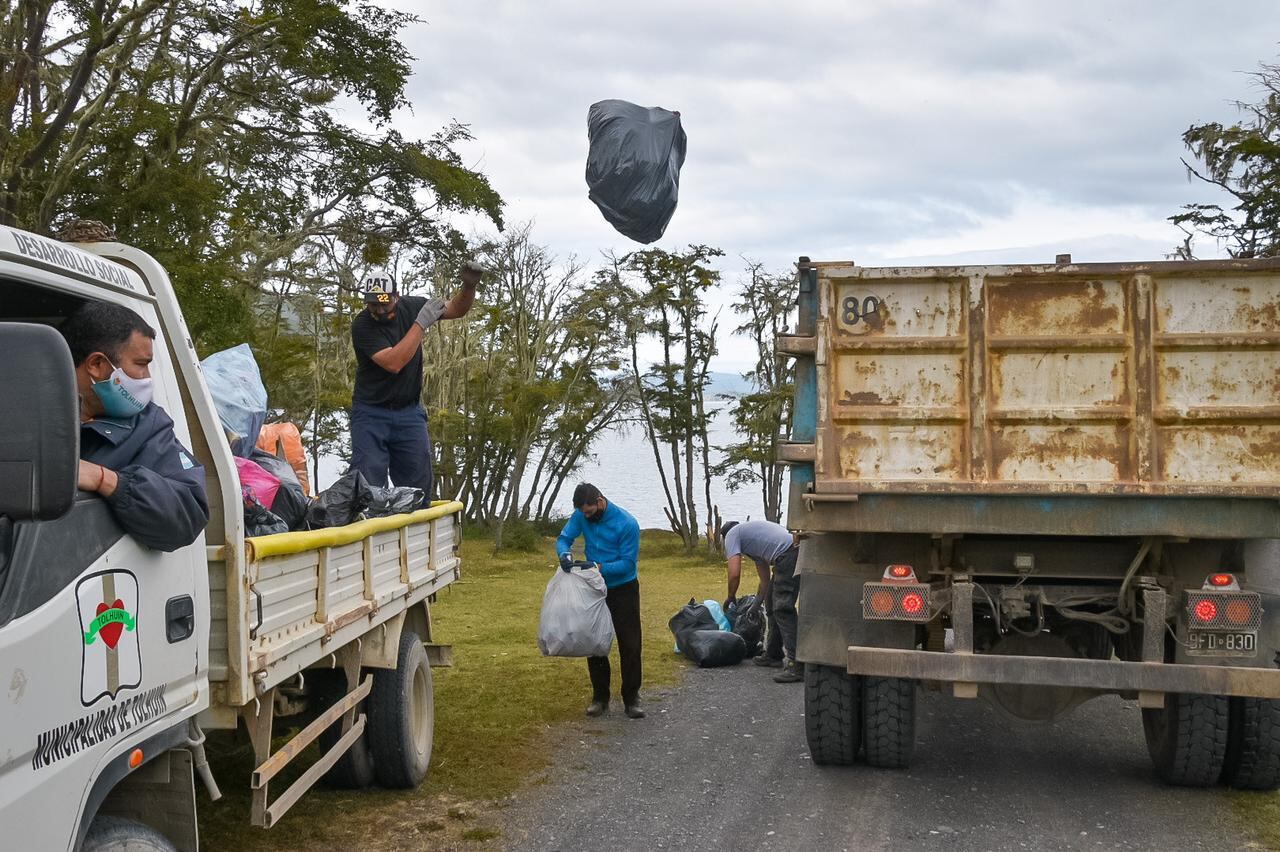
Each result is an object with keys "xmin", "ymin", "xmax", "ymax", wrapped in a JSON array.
[
  {"xmin": 61, "ymin": 301, "xmax": 209, "ymax": 552},
  {"xmin": 556, "ymin": 483, "xmax": 644, "ymax": 718}
]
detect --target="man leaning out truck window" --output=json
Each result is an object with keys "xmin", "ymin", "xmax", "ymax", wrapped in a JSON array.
[{"xmin": 59, "ymin": 301, "xmax": 209, "ymax": 551}]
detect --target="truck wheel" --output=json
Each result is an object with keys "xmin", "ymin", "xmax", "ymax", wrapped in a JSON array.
[
  {"xmin": 82, "ymin": 816, "xmax": 176, "ymax": 851},
  {"xmin": 862, "ymin": 676, "xmax": 916, "ymax": 769},
  {"xmin": 804, "ymin": 664, "xmax": 860, "ymax": 765},
  {"xmin": 368, "ymin": 629, "xmax": 434, "ymax": 788},
  {"xmin": 314, "ymin": 671, "xmax": 377, "ymax": 789},
  {"xmin": 1222, "ymin": 697, "xmax": 1280, "ymax": 790},
  {"xmin": 1142, "ymin": 692, "xmax": 1229, "ymax": 786}
]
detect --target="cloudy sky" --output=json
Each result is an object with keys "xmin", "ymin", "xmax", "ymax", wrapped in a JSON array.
[{"xmin": 385, "ymin": 1, "xmax": 1280, "ymax": 370}]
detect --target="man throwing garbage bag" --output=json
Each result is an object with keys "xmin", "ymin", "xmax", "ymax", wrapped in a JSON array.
[
  {"xmin": 556, "ymin": 483, "xmax": 644, "ymax": 719},
  {"xmin": 349, "ymin": 263, "xmax": 483, "ymax": 502}
]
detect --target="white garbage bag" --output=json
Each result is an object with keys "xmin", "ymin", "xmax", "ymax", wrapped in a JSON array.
[
  {"xmin": 201, "ymin": 343, "xmax": 268, "ymax": 458},
  {"xmin": 538, "ymin": 565, "xmax": 615, "ymax": 657}
]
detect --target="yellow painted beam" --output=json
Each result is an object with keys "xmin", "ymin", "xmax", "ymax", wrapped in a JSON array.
[{"xmin": 245, "ymin": 500, "xmax": 464, "ymax": 560}]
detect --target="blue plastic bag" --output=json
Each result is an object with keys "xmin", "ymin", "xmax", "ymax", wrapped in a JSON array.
[
  {"xmin": 702, "ymin": 599, "xmax": 730, "ymax": 631},
  {"xmin": 201, "ymin": 343, "xmax": 268, "ymax": 457}
]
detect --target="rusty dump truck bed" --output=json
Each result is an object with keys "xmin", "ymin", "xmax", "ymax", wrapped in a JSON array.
[{"xmin": 782, "ymin": 258, "xmax": 1280, "ymax": 538}]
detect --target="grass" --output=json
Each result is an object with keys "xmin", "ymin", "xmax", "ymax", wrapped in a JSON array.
[
  {"xmin": 1233, "ymin": 791, "xmax": 1280, "ymax": 850},
  {"xmin": 199, "ymin": 529, "xmax": 726, "ymax": 850}
]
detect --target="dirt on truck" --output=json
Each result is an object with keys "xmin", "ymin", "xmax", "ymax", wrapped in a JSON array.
[{"xmin": 782, "ymin": 254, "xmax": 1280, "ymax": 786}]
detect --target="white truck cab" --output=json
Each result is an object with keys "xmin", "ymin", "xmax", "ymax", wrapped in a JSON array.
[{"xmin": 0, "ymin": 225, "xmax": 461, "ymax": 850}]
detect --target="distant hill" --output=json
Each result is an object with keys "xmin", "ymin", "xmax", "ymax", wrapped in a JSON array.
[{"xmin": 707, "ymin": 371, "xmax": 753, "ymax": 397}]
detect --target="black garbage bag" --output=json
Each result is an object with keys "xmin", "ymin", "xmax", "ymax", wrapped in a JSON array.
[
  {"xmin": 683, "ymin": 629, "xmax": 748, "ymax": 668},
  {"xmin": 305, "ymin": 470, "xmax": 373, "ymax": 529},
  {"xmin": 585, "ymin": 99, "xmax": 687, "ymax": 244},
  {"xmin": 669, "ymin": 598, "xmax": 718, "ymax": 653},
  {"xmin": 366, "ymin": 484, "xmax": 425, "ymax": 518},
  {"xmin": 250, "ymin": 448, "xmax": 308, "ymax": 530},
  {"xmin": 729, "ymin": 594, "xmax": 766, "ymax": 657},
  {"xmin": 244, "ymin": 494, "xmax": 289, "ymax": 537}
]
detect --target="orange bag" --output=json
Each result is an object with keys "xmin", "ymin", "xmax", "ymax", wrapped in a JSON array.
[{"xmin": 255, "ymin": 422, "xmax": 312, "ymax": 496}]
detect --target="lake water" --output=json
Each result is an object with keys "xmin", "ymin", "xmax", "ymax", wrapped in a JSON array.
[{"xmin": 316, "ymin": 407, "xmax": 782, "ymax": 529}]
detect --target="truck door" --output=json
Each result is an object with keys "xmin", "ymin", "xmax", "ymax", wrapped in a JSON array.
[{"xmin": 0, "ymin": 279, "xmax": 205, "ymax": 850}]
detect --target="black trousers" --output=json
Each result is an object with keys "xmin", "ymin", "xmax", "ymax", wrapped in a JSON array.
[
  {"xmin": 764, "ymin": 546, "xmax": 800, "ymax": 661},
  {"xmin": 587, "ymin": 579, "xmax": 642, "ymax": 705}
]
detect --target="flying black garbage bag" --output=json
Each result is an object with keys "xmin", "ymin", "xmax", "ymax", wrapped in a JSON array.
[
  {"xmin": 683, "ymin": 629, "xmax": 748, "ymax": 668},
  {"xmin": 585, "ymin": 99, "xmax": 687, "ymax": 244}
]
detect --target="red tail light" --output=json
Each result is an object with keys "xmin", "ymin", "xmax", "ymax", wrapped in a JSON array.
[
  {"xmin": 1208, "ymin": 573, "xmax": 1236, "ymax": 588},
  {"xmin": 862, "ymin": 581, "xmax": 930, "ymax": 622},
  {"xmin": 869, "ymin": 590, "xmax": 895, "ymax": 616},
  {"xmin": 1186, "ymin": 589, "xmax": 1262, "ymax": 630},
  {"xmin": 1194, "ymin": 599, "xmax": 1218, "ymax": 623},
  {"xmin": 885, "ymin": 564, "xmax": 916, "ymax": 581},
  {"xmin": 1226, "ymin": 599, "xmax": 1253, "ymax": 624}
]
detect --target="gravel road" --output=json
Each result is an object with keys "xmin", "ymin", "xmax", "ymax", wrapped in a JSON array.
[{"xmin": 499, "ymin": 664, "xmax": 1261, "ymax": 851}]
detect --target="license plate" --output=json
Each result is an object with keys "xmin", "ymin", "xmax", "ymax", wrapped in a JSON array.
[{"xmin": 1187, "ymin": 630, "xmax": 1257, "ymax": 657}]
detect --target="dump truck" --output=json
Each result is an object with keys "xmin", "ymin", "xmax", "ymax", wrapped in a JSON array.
[
  {"xmin": 0, "ymin": 224, "xmax": 462, "ymax": 850},
  {"xmin": 782, "ymin": 254, "xmax": 1280, "ymax": 787}
]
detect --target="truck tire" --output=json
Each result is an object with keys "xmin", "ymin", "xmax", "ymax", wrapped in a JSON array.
[
  {"xmin": 862, "ymin": 676, "xmax": 916, "ymax": 769},
  {"xmin": 804, "ymin": 664, "xmax": 859, "ymax": 765},
  {"xmin": 314, "ymin": 671, "xmax": 377, "ymax": 789},
  {"xmin": 368, "ymin": 629, "xmax": 434, "ymax": 789},
  {"xmin": 82, "ymin": 816, "xmax": 176, "ymax": 852},
  {"xmin": 1142, "ymin": 692, "xmax": 1229, "ymax": 787},
  {"xmin": 1222, "ymin": 697, "xmax": 1280, "ymax": 790}
]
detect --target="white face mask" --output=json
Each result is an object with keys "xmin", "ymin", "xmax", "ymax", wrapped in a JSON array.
[{"xmin": 90, "ymin": 360, "xmax": 153, "ymax": 418}]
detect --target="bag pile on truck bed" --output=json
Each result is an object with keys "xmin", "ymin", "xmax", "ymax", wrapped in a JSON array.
[{"xmin": 200, "ymin": 344, "xmax": 426, "ymax": 535}]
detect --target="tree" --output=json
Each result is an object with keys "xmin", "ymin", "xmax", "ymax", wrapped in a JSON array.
[
  {"xmin": 419, "ymin": 225, "xmax": 631, "ymax": 535},
  {"xmin": 0, "ymin": 0, "xmax": 502, "ymax": 344},
  {"xmin": 623, "ymin": 245, "xmax": 723, "ymax": 551},
  {"xmin": 0, "ymin": 1, "xmax": 504, "ymax": 482},
  {"xmin": 715, "ymin": 261, "xmax": 795, "ymax": 523},
  {"xmin": 1171, "ymin": 59, "xmax": 1280, "ymax": 258}
]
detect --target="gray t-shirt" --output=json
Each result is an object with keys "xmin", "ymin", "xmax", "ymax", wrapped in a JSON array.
[{"xmin": 724, "ymin": 521, "xmax": 794, "ymax": 566}]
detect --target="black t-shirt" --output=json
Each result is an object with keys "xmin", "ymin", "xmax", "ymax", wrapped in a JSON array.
[{"xmin": 351, "ymin": 295, "xmax": 428, "ymax": 409}]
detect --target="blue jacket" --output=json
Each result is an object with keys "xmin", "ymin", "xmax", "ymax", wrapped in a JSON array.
[
  {"xmin": 81, "ymin": 404, "xmax": 210, "ymax": 552},
  {"xmin": 556, "ymin": 501, "xmax": 640, "ymax": 588}
]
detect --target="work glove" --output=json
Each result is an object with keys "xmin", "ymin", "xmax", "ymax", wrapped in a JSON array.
[
  {"xmin": 414, "ymin": 297, "xmax": 447, "ymax": 330},
  {"xmin": 559, "ymin": 552, "xmax": 573, "ymax": 573},
  {"xmin": 461, "ymin": 259, "xmax": 485, "ymax": 288}
]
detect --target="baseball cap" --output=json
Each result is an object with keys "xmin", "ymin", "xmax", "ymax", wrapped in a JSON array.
[{"xmin": 361, "ymin": 271, "xmax": 398, "ymax": 304}]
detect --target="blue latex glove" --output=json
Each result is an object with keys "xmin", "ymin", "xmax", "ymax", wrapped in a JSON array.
[{"xmin": 559, "ymin": 552, "xmax": 573, "ymax": 573}]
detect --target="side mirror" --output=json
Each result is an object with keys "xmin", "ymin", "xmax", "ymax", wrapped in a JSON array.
[{"xmin": 0, "ymin": 322, "xmax": 79, "ymax": 520}]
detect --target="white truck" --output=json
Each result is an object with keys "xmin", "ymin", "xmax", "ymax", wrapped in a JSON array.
[{"xmin": 0, "ymin": 224, "xmax": 463, "ymax": 850}]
